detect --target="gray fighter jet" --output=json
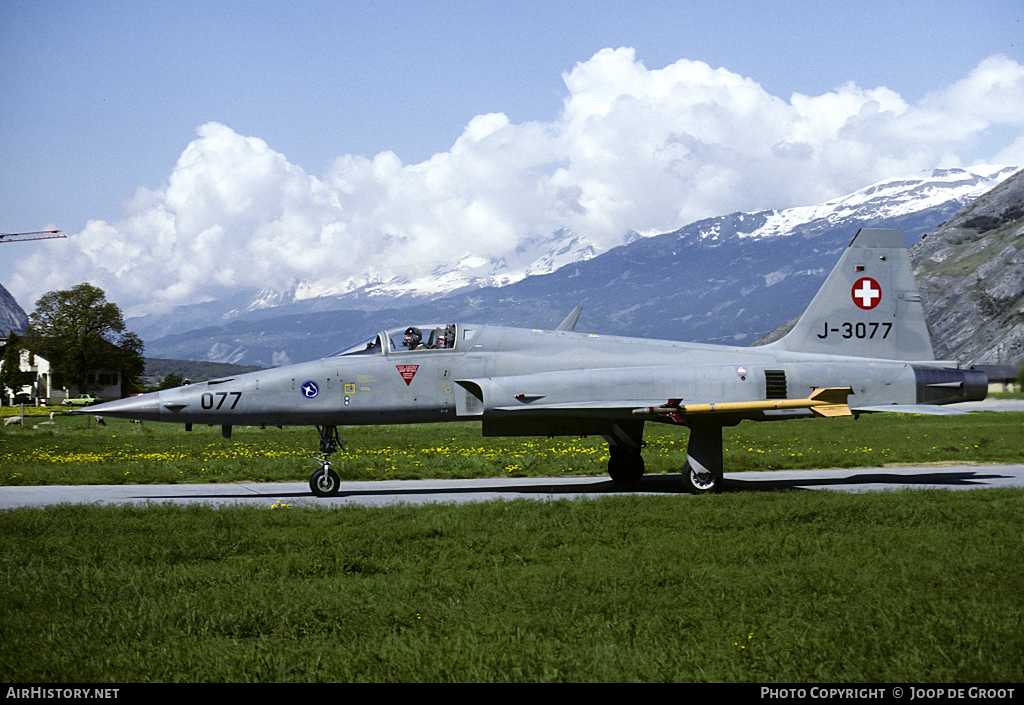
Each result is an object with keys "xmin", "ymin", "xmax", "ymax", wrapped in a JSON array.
[{"xmin": 87, "ymin": 229, "xmax": 987, "ymax": 496}]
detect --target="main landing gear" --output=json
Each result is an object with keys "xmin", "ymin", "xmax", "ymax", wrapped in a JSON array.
[
  {"xmin": 309, "ymin": 425, "xmax": 344, "ymax": 497},
  {"xmin": 680, "ymin": 422, "xmax": 724, "ymax": 494},
  {"xmin": 604, "ymin": 421, "xmax": 725, "ymax": 494},
  {"xmin": 681, "ymin": 460, "xmax": 723, "ymax": 494},
  {"xmin": 604, "ymin": 422, "xmax": 646, "ymax": 485},
  {"xmin": 607, "ymin": 446, "xmax": 645, "ymax": 484}
]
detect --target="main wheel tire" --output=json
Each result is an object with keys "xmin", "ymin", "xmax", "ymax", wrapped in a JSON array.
[
  {"xmin": 681, "ymin": 461, "xmax": 723, "ymax": 495},
  {"xmin": 608, "ymin": 447, "xmax": 645, "ymax": 485},
  {"xmin": 310, "ymin": 467, "xmax": 341, "ymax": 497}
]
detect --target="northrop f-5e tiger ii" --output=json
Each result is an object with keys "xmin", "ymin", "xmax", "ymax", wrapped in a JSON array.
[{"xmin": 88, "ymin": 229, "xmax": 987, "ymax": 495}]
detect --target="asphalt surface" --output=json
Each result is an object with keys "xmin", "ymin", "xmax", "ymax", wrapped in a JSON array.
[{"xmin": 2, "ymin": 464, "xmax": 1023, "ymax": 510}]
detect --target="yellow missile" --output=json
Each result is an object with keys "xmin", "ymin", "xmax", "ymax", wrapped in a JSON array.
[{"xmin": 633, "ymin": 386, "xmax": 853, "ymax": 418}]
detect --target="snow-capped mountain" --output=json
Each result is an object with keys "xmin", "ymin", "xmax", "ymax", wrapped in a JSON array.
[
  {"xmin": 688, "ymin": 165, "xmax": 1017, "ymax": 242},
  {"xmin": 233, "ymin": 228, "xmax": 606, "ymax": 315},
  {"xmin": 251, "ymin": 164, "xmax": 1016, "ymax": 312},
  {"xmin": 138, "ymin": 165, "xmax": 1019, "ymax": 365},
  {"xmin": 129, "ymin": 228, "xmax": 608, "ymax": 341}
]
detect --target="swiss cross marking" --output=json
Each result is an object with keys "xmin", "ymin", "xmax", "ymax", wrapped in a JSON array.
[
  {"xmin": 396, "ymin": 365, "xmax": 419, "ymax": 386},
  {"xmin": 852, "ymin": 277, "xmax": 882, "ymax": 310}
]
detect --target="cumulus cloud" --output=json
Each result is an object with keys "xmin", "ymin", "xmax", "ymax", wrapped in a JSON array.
[{"xmin": 8, "ymin": 48, "xmax": 1024, "ymax": 318}]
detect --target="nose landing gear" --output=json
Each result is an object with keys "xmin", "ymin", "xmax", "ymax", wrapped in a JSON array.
[{"xmin": 309, "ymin": 425, "xmax": 344, "ymax": 497}]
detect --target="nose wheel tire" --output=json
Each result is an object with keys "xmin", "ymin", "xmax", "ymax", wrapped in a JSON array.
[{"xmin": 310, "ymin": 466, "xmax": 341, "ymax": 497}]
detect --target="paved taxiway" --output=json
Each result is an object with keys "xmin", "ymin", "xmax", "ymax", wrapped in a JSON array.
[{"xmin": 3, "ymin": 464, "xmax": 1023, "ymax": 510}]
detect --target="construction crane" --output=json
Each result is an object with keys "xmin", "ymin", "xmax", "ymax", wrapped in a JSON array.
[{"xmin": 0, "ymin": 230, "xmax": 67, "ymax": 243}]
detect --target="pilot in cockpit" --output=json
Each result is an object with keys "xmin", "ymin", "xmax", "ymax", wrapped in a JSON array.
[{"xmin": 403, "ymin": 327, "xmax": 423, "ymax": 350}]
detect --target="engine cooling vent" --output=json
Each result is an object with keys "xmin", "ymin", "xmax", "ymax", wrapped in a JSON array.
[{"xmin": 765, "ymin": 370, "xmax": 787, "ymax": 399}]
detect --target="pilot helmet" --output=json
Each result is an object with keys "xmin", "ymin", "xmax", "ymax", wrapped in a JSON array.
[{"xmin": 403, "ymin": 327, "xmax": 422, "ymax": 348}]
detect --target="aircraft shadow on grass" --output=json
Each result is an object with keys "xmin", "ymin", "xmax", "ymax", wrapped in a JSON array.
[
  {"xmin": 129, "ymin": 468, "xmax": 1012, "ymax": 503},
  {"xmin": 721, "ymin": 470, "xmax": 1010, "ymax": 492}
]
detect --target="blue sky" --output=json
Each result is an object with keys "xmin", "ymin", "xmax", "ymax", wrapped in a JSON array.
[{"xmin": 1, "ymin": 0, "xmax": 1022, "ymax": 318}]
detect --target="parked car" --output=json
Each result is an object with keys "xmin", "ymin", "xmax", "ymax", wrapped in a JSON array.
[{"xmin": 62, "ymin": 394, "xmax": 99, "ymax": 406}]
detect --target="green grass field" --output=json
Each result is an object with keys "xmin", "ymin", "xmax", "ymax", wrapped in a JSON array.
[
  {"xmin": 1, "ymin": 491, "xmax": 1022, "ymax": 682},
  {"xmin": 2, "ymin": 408, "xmax": 1022, "ymax": 682}
]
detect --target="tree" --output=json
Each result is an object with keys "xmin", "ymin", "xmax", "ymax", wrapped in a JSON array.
[
  {"xmin": 118, "ymin": 331, "xmax": 146, "ymax": 396},
  {"xmin": 158, "ymin": 372, "xmax": 184, "ymax": 390},
  {"xmin": 27, "ymin": 283, "xmax": 145, "ymax": 396},
  {"xmin": 0, "ymin": 332, "xmax": 23, "ymax": 404}
]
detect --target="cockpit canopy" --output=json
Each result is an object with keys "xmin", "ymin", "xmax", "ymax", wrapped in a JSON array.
[{"xmin": 328, "ymin": 324, "xmax": 459, "ymax": 357}]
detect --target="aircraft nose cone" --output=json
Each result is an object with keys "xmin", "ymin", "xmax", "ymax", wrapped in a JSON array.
[{"xmin": 82, "ymin": 394, "xmax": 162, "ymax": 422}]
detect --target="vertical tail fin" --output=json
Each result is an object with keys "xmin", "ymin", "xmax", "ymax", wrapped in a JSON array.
[
  {"xmin": 556, "ymin": 306, "xmax": 583, "ymax": 331},
  {"xmin": 768, "ymin": 228, "xmax": 935, "ymax": 361}
]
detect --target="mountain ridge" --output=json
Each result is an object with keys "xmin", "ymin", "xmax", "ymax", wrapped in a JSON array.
[
  {"xmin": 911, "ymin": 168, "xmax": 1024, "ymax": 365},
  {"xmin": 0, "ymin": 282, "xmax": 29, "ymax": 338},
  {"xmin": 139, "ymin": 165, "xmax": 1020, "ymax": 366},
  {"xmin": 127, "ymin": 165, "xmax": 1016, "ymax": 343}
]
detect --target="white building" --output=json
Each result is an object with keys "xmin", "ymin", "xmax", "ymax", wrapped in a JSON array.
[{"xmin": 0, "ymin": 340, "xmax": 122, "ymax": 405}]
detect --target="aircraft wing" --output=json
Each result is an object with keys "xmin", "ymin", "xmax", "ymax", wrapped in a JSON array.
[
  {"xmin": 491, "ymin": 399, "xmax": 970, "ymax": 419},
  {"xmin": 849, "ymin": 404, "xmax": 970, "ymax": 416},
  {"xmin": 488, "ymin": 388, "xmax": 858, "ymax": 419},
  {"xmin": 491, "ymin": 400, "xmax": 667, "ymax": 416}
]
